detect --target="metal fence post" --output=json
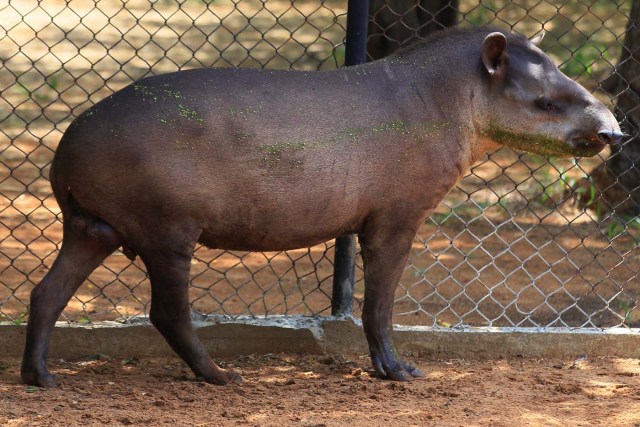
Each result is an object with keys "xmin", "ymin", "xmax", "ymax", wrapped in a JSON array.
[{"xmin": 331, "ymin": 0, "xmax": 369, "ymax": 316}]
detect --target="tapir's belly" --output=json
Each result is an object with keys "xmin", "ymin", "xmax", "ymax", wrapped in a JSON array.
[
  {"xmin": 195, "ymin": 182, "xmax": 366, "ymax": 251},
  {"xmin": 198, "ymin": 227, "xmax": 350, "ymax": 252}
]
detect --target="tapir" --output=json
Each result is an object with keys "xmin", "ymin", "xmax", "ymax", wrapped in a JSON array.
[{"xmin": 21, "ymin": 27, "xmax": 622, "ymax": 387}]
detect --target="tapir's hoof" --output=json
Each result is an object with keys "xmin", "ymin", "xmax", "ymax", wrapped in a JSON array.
[
  {"xmin": 403, "ymin": 364, "xmax": 426, "ymax": 378},
  {"xmin": 373, "ymin": 359, "xmax": 425, "ymax": 381},
  {"xmin": 386, "ymin": 370, "xmax": 413, "ymax": 381},
  {"xmin": 21, "ymin": 370, "xmax": 60, "ymax": 388},
  {"xmin": 385, "ymin": 368, "xmax": 414, "ymax": 382},
  {"xmin": 226, "ymin": 370, "xmax": 244, "ymax": 384},
  {"xmin": 198, "ymin": 368, "xmax": 244, "ymax": 385}
]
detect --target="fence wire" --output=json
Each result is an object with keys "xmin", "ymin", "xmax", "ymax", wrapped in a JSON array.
[{"xmin": 0, "ymin": 0, "xmax": 638, "ymax": 329}]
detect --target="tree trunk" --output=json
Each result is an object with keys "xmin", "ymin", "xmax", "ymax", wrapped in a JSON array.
[
  {"xmin": 368, "ymin": 0, "xmax": 459, "ymax": 60},
  {"xmin": 574, "ymin": 0, "xmax": 640, "ymax": 216}
]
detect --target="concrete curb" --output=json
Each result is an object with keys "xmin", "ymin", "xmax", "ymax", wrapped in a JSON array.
[{"xmin": 3, "ymin": 317, "xmax": 640, "ymax": 359}]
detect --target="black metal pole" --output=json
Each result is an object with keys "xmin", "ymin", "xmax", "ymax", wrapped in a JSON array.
[
  {"xmin": 331, "ymin": 0, "xmax": 369, "ymax": 316},
  {"xmin": 344, "ymin": 0, "xmax": 370, "ymax": 67}
]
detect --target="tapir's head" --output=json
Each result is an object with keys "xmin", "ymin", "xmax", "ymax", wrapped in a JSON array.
[{"xmin": 479, "ymin": 30, "xmax": 622, "ymax": 157}]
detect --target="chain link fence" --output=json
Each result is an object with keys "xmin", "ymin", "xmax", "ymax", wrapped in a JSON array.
[{"xmin": 1, "ymin": 0, "xmax": 638, "ymax": 329}]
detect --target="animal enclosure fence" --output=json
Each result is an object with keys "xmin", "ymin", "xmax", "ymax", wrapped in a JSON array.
[{"xmin": 1, "ymin": 0, "xmax": 638, "ymax": 330}]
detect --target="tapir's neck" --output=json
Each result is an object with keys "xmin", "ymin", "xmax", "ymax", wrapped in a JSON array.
[{"xmin": 370, "ymin": 48, "xmax": 495, "ymax": 169}]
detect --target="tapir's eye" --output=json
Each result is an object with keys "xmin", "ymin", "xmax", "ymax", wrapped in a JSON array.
[{"xmin": 536, "ymin": 96, "xmax": 559, "ymax": 112}]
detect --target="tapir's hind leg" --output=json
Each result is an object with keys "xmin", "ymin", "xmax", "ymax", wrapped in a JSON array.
[
  {"xmin": 140, "ymin": 247, "xmax": 243, "ymax": 385},
  {"xmin": 22, "ymin": 222, "xmax": 118, "ymax": 387}
]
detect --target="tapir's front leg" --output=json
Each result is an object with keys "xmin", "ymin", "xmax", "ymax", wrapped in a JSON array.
[{"xmin": 360, "ymin": 217, "xmax": 426, "ymax": 381}]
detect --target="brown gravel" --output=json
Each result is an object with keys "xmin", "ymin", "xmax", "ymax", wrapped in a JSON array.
[{"xmin": 2, "ymin": 353, "xmax": 640, "ymax": 426}]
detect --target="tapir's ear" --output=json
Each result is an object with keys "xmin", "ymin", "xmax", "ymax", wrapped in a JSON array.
[
  {"xmin": 482, "ymin": 32, "xmax": 507, "ymax": 76},
  {"xmin": 530, "ymin": 30, "xmax": 545, "ymax": 46}
]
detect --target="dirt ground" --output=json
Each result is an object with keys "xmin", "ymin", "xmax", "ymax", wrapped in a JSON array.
[{"xmin": 1, "ymin": 353, "xmax": 640, "ymax": 426}]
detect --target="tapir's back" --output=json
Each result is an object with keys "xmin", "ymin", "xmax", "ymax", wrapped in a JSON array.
[{"xmin": 58, "ymin": 66, "xmax": 403, "ymax": 177}]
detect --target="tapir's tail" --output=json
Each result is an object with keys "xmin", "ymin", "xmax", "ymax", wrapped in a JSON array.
[
  {"xmin": 48, "ymin": 148, "xmax": 66, "ymax": 218},
  {"xmin": 48, "ymin": 146, "xmax": 74, "ymax": 224}
]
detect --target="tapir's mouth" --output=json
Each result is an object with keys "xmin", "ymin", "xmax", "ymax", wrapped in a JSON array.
[
  {"xmin": 568, "ymin": 135, "xmax": 606, "ymax": 156},
  {"xmin": 484, "ymin": 125, "xmax": 607, "ymax": 158}
]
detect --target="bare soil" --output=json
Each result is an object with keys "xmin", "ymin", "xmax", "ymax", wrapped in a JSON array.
[{"xmin": 1, "ymin": 353, "xmax": 640, "ymax": 426}]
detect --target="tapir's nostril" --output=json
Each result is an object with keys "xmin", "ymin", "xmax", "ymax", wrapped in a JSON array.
[{"xmin": 597, "ymin": 130, "xmax": 624, "ymax": 144}]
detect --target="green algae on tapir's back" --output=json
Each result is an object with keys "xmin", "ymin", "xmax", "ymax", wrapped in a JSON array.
[
  {"xmin": 132, "ymin": 83, "xmax": 155, "ymax": 97},
  {"xmin": 132, "ymin": 83, "xmax": 205, "ymax": 125},
  {"xmin": 483, "ymin": 124, "xmax": 597, "ymax": 157},
  {"xmin": 133, "ymin": 83, "xmax": 184, "ymax": 100},
  {"xmin": 263, "ymin": 119, "xmax": 451, "ymax": 155}
]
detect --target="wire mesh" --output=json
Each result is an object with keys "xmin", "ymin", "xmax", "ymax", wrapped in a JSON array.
[{"xmin": 0, "ymin": 0, "xmax": 638, "ymax": 329}]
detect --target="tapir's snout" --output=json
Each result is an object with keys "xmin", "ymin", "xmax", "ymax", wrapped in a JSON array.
[
  {"xmin": 567, "ymin": 99, "xmax": 623, "ymax": 156},
  {"xmin": 566, "ymin": 104, "xmax": 622, "ymax": 157},
  {"xmin": 597, "ymin": 129, "xmax": 624, "ymax": 145}
]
